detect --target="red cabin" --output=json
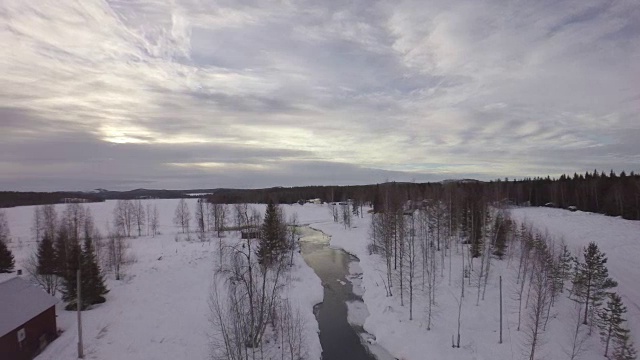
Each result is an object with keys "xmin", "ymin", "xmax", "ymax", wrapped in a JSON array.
[{"xmin": 0, "ymin": 277, "xmax": 59, "ymax": 360}]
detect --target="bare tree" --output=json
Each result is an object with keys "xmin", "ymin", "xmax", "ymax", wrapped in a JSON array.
[
  {"xmin": 287, "ymin": 213, "xmax": 300, "ymax": 267},
  {"xmin": 210, "ymin": 217, "xmax": 288, "ymax": 359},
  {"xmin": 277, "ymin": 299, "xmax": 307, "ymax": 360},
  {"xmin": 403, "ymin": 211, "xmax": 419, "ymax": 320},
  {"xmin": 370, "ymin": 210, "xmax": 394, "ymax": 296},
  {"xmin": 209, "ymin": 275, "xmax": 247, "ymax": 360},
  {"xmin": 211, "ymin": 202, "xmax": 227, "ymax": 238},
  {"xmin": 329, "ymin": 203, "xmax": 339, "ymax": 223},
  {"xmin": 26, "ymin": 254, "xmax": 60, "ymax": 295},
  {"xmin": 341, "ymin": 203, "xmax": 351, "ymax": 229},
  {"xmin": 107, "ymin": 230, "xmax": 129, "ymax": 280},
  {"xmin": 150, "ymin": 205, "xmax": 160, "ymax": 237},
  {"xmin": 42, "ymin": 204, "xmax": 58, "ymax": 240},
  {"xmin": 146, "ymin": 203, "xmax": 153, "ymax": 236},
  {"xmin": 63, "ymin": 203, "xmax": 86, "ymax": 242},
  {"xmin": 515, "ymin": 224, "xmax": 533, "ymax": 331},
  {"xmin": 525, "ymin": 238, "xmax": 553, "ymax": 360},
  {"xmin": 83, "ymin": 208, "xmax": 106, "ymax": 271},
  {"xmin": 195, "ymin": 198, "xmax": 207, "ymax": 242},
  {"xmin": 425, "ymin": 223, "xmax": 438, "ymax": 329},
  {"xmin": 174, "ymin": 199, "xmax": 191, "ymax": 235},
  {"xmin": 113, "ymin": 200, "xmax": 134, "ymax": 237},
  {"xmin": 132, "ymin": 200, "xmax": 146, "ymax": 237},
  {"xmin": 233, "ymin": 203, "xmax": 249, "ymax": 232},
  {"xmin": 563, "ymin": 303, "xmax": 590, "ymax": 360},
  {"xmin": 25, "ymin": 231, "xmax": 60, "ymax": 295},
  {"xmin": 31, "ymin": 206, "xmax": 44, "ymax": 242}
]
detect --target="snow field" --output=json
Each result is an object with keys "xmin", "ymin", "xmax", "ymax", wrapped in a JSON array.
[
  {"xmin": 510, "ymin": 207, "xmax": 640, "ymax": 350},
  {"xmin": 4, "ymin": 201, "xmax": 638, "ymax": 360},
  {"xmin": 3, "ymin": 200, "xmax": 324, "ymax": 360},
  {"xmin": 316, "ymin": 207, "xmax": 639, "ymax": 360}
]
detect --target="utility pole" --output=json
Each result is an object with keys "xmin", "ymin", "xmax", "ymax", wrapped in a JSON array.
[
  {"xmin": 77, "ymin": 269, "xmax": 84, "ymax": 359},
  {"xmin": 499, "ymin": 276, "xmax": 503, "ymax": 344}
]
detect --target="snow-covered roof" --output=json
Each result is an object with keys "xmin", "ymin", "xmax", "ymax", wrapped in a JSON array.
[{"xmin": 0, "ymin": 276, "xmax": 59, "ymax": 337}]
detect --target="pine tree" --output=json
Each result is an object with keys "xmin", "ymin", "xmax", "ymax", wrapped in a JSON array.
[
  {"xmin": 0, "ymin": 239, "xmax": 15, "ymax": 273},
  {"xmin": 492, "ymin": 213, "xmax": 507, "ymax": 258},
  {"xmin": 0, "ymin": 210, "xmax": 14, "ymax": 273},
  {"xmin": 81, "ymin": 236, "xmax": 108, "ymax": 306},
  {"xmin": 61, "ymin": 241, "xmax": 82, "ymax": 309},
  {"xmin": 257, "ymin": 201, "xmax": 287, "ymax": 268},
  {"xmin": 37, "ymin": 234, "xmax": 57, "ymax": 275},
  {"xmin": 599, "ymin": 292, "xmax": 629, "ymax": 357},
  {"xmin": 557, "ymin": 244, "xmax": 573, "ymax": 292},
  {"xmin": 35, "ymin": 233, "xmax": 59, "ymax": 294},
  {"xmin": 613, "ymin": 332, "xmax": 637, "ymax": 360},
  {"xmin": 61, "ymin": 237, "xmax": 109, "ymax": 310},
  {"xmin": 53, "ymin": 227, "xmax": 69, "ymax": 276},
  {"xmin": 572, "ymin": 242, "xmax": 617, "ymax": 325},
  {"xmin": 0, "ymin": 210, "xmax": 10, "ymax": 245}
]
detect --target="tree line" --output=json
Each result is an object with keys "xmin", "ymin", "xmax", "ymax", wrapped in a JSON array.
[
  {"xmin": 0, "ymin": 191, "xmax": 104, "ymax": 208},
  {"xmin": 206, "ymin": 171, "xmax": 640, "ymax": 221}
]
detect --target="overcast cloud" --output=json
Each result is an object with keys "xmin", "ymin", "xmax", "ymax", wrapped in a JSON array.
[{"xmin": 1, "ymin": 0, "xmax": 639, "ymax": 191}]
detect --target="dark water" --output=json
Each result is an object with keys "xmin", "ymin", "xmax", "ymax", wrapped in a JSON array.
[{"xmin": 300, "ymin": 227, "xmax": 394, "ymax": 360}]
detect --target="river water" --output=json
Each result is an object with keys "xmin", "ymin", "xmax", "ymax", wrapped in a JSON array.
[{"xmin": 299, "ymin": 226, "xmax": 395, "ymax": 360}]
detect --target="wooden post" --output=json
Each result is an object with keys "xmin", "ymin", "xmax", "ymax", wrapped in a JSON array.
[
  {"xmin": 499, "ymin": 275, "xmax": 503, "ymax": 344},
  {"xmin": 77, "ymin": 269, "xmax": 84, "ymax": 359}
]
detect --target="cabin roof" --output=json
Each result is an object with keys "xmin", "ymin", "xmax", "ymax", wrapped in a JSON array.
[{"xmin": 0, "ymin": 277, "xmax": 59, "ymax": 336}]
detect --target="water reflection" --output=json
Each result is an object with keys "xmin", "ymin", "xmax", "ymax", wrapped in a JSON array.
[{"xmin": 300, "ymin": 226, "xmax": 395, "ymax": 360}]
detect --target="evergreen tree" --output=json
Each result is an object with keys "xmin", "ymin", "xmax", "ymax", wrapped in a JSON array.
[
  {"xmin": 0, "ymin": 210, "xmax": 14, "ymax": 273},
  {"xmin": 492, "ymin": 212, "xmax": 507, "ymax": 258},
  {"xmin": 61, "ymin": 236, "xmax": 108, "ymax": 310},
  {"xmin": 36, "ymin": 234, "xmax": 57, "ymax": 275},
  {"xmin": 557, "ymin": 244, "xmax": 574, "ymax": 292},
  {"xmin": 61, "ymin": 241, "xmax": 82, "ymax": 308},
  {"xmin": 35, "ymin": 233, "xmax": 59, "ymax": 294},
  {"xmin": 613, "ymin": 332, "xmax": 638, "ymax": 360},
  {"xmin": 257, "ymin": 201, "xmax": 287, "ymax": 268},
  {"xmin": 81, "ymin": 236, "xmax": 108, "ymax": 306},
  {"xmin": 599, "ymin": 292, "xmax": 629, "ymax": 357},
  {"xmin": 572, "ymin": 242, "xmax": 617, "ymax": 325},
  {"xmin": 0, "ymin": 238, "xmax": 15, "ymax": 273},
  {"xmin": 0, "ymin": 210, "xmax": 11, "ymax": 245},
  {"xmin": 53, "ymin": 227, "xmax": 69, "ymax": 276}
]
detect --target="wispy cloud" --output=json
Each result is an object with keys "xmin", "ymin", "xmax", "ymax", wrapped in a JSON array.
[{"xmin": 1, "ymin": 0, "xmax": 639, "ymax": 190}]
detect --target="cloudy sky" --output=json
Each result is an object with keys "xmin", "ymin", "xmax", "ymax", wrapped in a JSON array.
[{"xmin": 1, "ymin": 0, "xmax": 639, "ymax": 191}]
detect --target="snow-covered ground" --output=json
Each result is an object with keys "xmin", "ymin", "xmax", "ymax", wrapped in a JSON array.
[
  {"xmin": 2, "ymin": 200, "xmax": 324, "ymax": 360},
  {"xmin": 3, "ymin": 202, "xmax": 638, "ymax": 360},
  {"xmin": 315, "ymin": 207, "xmax": 640, "ymax": 360},
  {"xmin": 510, "ymin": 207, "xmax": 640, "ymax": 349}
]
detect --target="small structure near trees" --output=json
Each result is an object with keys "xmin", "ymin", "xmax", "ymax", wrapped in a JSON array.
[{"xmin": 0, "ymin": 276, "xmax": 59, "ymax": 360}]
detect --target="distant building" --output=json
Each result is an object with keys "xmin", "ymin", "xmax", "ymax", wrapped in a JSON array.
[
  {"xmin": 240, "ymin": 228, "xmax": 262, "ymax": 239},
  {"xmin": 61, "ymin": 198, "xmax": 89, "ymax": 203},
  {"xmin": 0, "ymin": 277, "xmax": 59, "ymax": 360}
]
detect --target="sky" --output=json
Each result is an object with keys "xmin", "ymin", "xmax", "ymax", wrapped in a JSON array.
[{"xmin": 1, "ymin": 0, "xmax": 639, "ymax": 191}]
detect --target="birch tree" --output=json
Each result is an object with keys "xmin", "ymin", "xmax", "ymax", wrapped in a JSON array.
[
  {"xmin": 133, "ymin": 200, "xmax": 146, "ymax": 237},
  {"xmin": 174, "ymin": 199, "xmax": 191, "ymax": 235}
]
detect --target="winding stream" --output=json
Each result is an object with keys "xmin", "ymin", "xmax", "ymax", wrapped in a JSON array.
[{"xmin": 299, "ymin": 226, "xmax": 395, "ymax": 360}]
